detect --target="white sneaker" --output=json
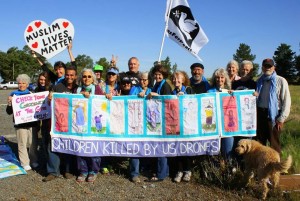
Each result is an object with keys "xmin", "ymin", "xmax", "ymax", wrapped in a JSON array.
[
  {"xmin": 174, "ymin": 171, "xmax": 183, "ymax": 183},
  {"xmin": 182, "ymin": 171, "xmax": 192, "ymax": 182},
  {"xmin": 23, "ymin": 165, "xmax": 32, "ymax": 171},
  {"xmin": 31, "ymin": 162, "xmax": 39, "ymax": 168}
]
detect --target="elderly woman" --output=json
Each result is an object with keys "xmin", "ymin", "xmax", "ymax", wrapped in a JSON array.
[
  {"xmin": 207, "ymin": 68, "xmax": 234, "ymax": 162},
  {"xmin": 6, "ymin": 74, "xmax": 39, "ymax": 171},
  {"xmin": 104, "ymin": 67, "xmax": 120, "ymax": 98},
  {"xmin": 226, "ymin": 60, "xmax": 241, "ymax": 83},
  {"xmin": 232, "ymin": 60, "xmax": 256, "ymax": 90},
  {"xmin": 146, "ymin": 64, "xmax": 172, "ymax": 182},
  {"xmin": 76, "ymin": 68, "xmax": 105, "ymax": 182}
]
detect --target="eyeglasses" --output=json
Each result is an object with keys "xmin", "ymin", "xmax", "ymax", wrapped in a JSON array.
[
  {"xmin": 140, "ymin": 79, "xmax": 148, "ymax": 82},
  {"xmin": 82, "ymin": 75, "xmax": 92, "ymax": 78}
]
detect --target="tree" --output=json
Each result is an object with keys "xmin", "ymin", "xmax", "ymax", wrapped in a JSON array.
[
  {"xmin": 152, "ymin": 56, "xmax": 172, "ymax": 78},
  {"xmin": 294, "ymin": 54, "xmax": 300, "ymax": 83},
  {"xmin": 273, "ymin": 43, "xmax": 297, "ymax": 81},
  {"xmin": 67, "ymin": 54, "xmax": 93, "ymax": 73},
  {"xmin": 95, "ymin": 57, "xmax": 110, "ymax": 78},
  {"xmin": 233, "ymin": 43, "xmax": 259, "ymax": 77}
]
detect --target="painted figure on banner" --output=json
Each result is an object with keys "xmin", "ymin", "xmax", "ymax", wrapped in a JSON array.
[
  {"xmin": 91, "ymin": 99, "xmax": 107, "ymax": 134},
  {"xmin": 240, "ymin": 95, "xmax": 256, "ymax": 130},
  {"xmin": 128, "ymin": 100, "xmax": 143, "ymax": 134},
  {"xmin": 183, "ymin": 99, "xmax": 198, "ymax": 134},
  {"xmin": 109, "ymin": 100, "xmax": 125, "ymax": 134},
  {"xmin": 222, "ymin": 96, "xmax": 238, "ymax": 132},
  {"xmin": 54, "ymin": 98, "xmax": 69, "ymax": 132},
  {"xmin": 146, "ymin": 99, "xmax": 162, "ymax": 134},
  {"xmin": 72, "ymin": 100, "xmax": 88, "ymax": 133},
  {"xmin": 165, "ymin": 99, "xmax": 179, "ymax": 135},
  {"xmin": 201, "ymin": 98, "xmax": 216, "ymax": 133}
]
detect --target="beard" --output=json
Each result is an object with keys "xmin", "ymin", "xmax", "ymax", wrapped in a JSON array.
[{"xmin": 193, "ymin": 75, "xmax": 202, "ymax": 81}]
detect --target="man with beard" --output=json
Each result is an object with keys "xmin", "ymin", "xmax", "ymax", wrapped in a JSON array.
[
  {"xmin": 189, "ymin": 63, "xmax": 210, "ymax": 94},
  {"xmin": 255, "ymin": 58, "xmax": 291, "ymax": 154}
]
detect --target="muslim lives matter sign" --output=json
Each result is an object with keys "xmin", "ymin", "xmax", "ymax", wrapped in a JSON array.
[
  {"xmin": 24, "ymin": 18, "xmax": 74, "ymax": 59},
  {"xmin": 12, "ymin": 91, "xmax": 51, "ymax": 124},
  {"xmin": 50, "ymin": 90, "xmax": 257, "ymax": 157}
]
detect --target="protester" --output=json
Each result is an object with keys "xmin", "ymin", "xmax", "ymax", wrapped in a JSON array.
[
  {"xmin": 6, "ymin": 74, "xmax": 39, "ymax": 171},
  {"xmin": 32, "ymin": 42, "xmax": 76, "ymax": 85},
  {"xmin": 33, "ymin": 72, "xmax": 52, "ymax": 158},
  {"xmin": 189, "ymin": 63, "xmax": 210, "ymax": 94},
  {"xmin": 207, "ymin": 68, "xmax": 234, "ymax": 162},
  {"xmin": 146, "ymin": 64, "xmax": 172, "ymax": 182},
  {"xmin": 171, "ymin": 71, "xmax": 193, "ymax": 182},
  {"xmin": 255, "ymin": 58, "xmax": 291, "ymax": 154},
  {"xmin": 226, "ymin": 60, "xmax": 241, "ymax": 83},
  {"xmin": 75, "ymin": 68, "xmax": 105, "ymax": 182},
  {"xmin": 104, "ymin": 67, "xmax": 120, "ymax": 99},
  {"xmin": 120, "ymin": 76, "xmax": 132, "ymax": 95},
  {"xmin": 128, "ymin": 71, "xmax": 152, "ymax": 183},
  {"xmin": 232, "ymin": 60, "xmax": 256, "ymax": 90},
  {"xmin": 42, "ymin": 66, "xmax": 78, "ymax": 182},
  {"xmin": 119, "ymin": 57, "xmax": 140, "ymax": 86},
  {"xmin": 93, "ymin": 64, "xmax": 105, "ymax": 91}
]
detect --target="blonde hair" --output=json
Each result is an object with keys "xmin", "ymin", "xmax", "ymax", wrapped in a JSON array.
[{"xmin": 210, "ymin": 68, "xmax": 231, "ymax": 90}]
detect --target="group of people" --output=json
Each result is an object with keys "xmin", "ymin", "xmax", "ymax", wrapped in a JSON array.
[{"xmin": 6, "ymin": 45, "xmax": 291, "ymax": 184}]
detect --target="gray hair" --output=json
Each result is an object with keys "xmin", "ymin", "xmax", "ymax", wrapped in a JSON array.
[
  {"xmin": 240, "ymin": 60, "xmax": 253, "ymax": 70},
  {"xmin": 226, "ymin": 60, "xmax": 239, "ymax": 71},
  {"xmin": 16, "ymin": 74, "xmax": 31, "ymax": 85},
  {"xmin": 210, "ymin": 68, "xmax": 231, "ymax": 90},
  {"xmin": 139, "ymin": 71, "xmax": 149, "ymax": 79},
  {"xmin": 128, "ymin": 57, "xmax": 139, "ymax": 65},
  {"xmin": 78, "ymin": 68, "xmax": 97, "ymax": 86}
]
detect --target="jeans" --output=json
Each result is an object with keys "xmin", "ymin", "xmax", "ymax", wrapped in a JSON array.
[
  {"xmin": 130, "ymin": 158, "xmax": 140, "ymax": 178},
  {"xmin": 77, "ymin": 156, "xmax": 101, "ymax": 174},
  {"xmin": 221, "ymin": 137, "xmax": 234, "ymax": 161},
  {"xmin": 157, "ymin": 157, "xmax": 169, "ymax": 180}
]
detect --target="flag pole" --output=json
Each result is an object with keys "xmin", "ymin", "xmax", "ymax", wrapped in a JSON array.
[{"xmin": 158, "ymin": 0, "xmax": 173, "ymax": 62}]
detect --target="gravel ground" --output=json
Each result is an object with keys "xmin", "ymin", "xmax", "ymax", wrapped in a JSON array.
[{"xmin": 0, "ymin": 89, "xmax": 258, "ymax": 201}]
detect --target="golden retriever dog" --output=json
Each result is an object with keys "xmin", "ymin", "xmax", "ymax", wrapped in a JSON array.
[{"xmin": 235, "ymin": 139, "xmax": 292, "ymax": 200}]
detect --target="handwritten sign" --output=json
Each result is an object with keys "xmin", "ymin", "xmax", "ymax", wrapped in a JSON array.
[
  {"xmin": 24, "ymin": 19, "xmax": 74, "ymax": 59},
  {"xmin": 51, "ymin": 90, "xmax": 256, "ymax": 157},
  {"xmin": 12, "ymin": 91, "xmax": 51, "ymax": 124}
]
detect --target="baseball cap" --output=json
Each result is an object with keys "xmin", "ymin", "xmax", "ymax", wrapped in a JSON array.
[
  {"xmin": 121, "ymin": 76, "xmax": 131, "ymax": 84},
  {"xmin": 93, "ymin": 64, "xmax": 103, "ymax": 71},
  {"xmin": 190, "ymin": 63, "xmax": 204, "ymax": 70},
  {"xmin": 107, "ymin": 67, "xmax": 119, "ymax": 75},
  {"xmin": 262, "ymin": 58, "xmax": 274, "ymax": 67}
]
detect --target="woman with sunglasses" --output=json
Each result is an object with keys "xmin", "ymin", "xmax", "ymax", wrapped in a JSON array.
[
  {"xmin": 104, "ymin": 67, "xmax": 120, "ymax": 99},
  {"xmin": 75, "ymin": 68, "xmax": 105, "ymax": 182}
]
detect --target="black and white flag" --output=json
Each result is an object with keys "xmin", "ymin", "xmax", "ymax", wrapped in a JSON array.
[{"xmin": 166, "ymin": 0, "xmax": 208, "ymax": 60}]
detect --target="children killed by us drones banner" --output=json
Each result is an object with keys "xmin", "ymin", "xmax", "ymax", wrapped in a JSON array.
[{"xmin": 50, "ymin": 90, "xmax": 256, "ymax": 157}]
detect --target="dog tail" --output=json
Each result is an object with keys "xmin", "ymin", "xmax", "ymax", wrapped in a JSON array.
[{"xmin": 266, "ymin": 155, "xmax": 293, "ymax": 173}]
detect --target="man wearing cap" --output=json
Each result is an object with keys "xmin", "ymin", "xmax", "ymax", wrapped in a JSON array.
[
  {"xmin": 189, "ymin": 63, "xmax": 210, "ymax": 94},
  {"xmin": 255, "ymin": 58, "xmax": 291, "ymax": 154},
  {"xmin": 93, "ymin": 64, "xmax": 105, "ymax": 91},
  {"xmin": 120, "ymin": 57, "xmax": 140, "ymax": 86}
]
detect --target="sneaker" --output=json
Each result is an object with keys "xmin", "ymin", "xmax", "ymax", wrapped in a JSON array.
[
  {"xmin": 182, "ymin": 171, "xmax": 192, "ymax": 182},
  {"xmin": 76, "ymin": 174, "xmax": 87, "ymax": 182},
  {"xmin": 174, "ymin": 171, "xmax": 183, "ymax": 183},
  {"xmin": 31, "ymin": 162, "xmax": 39, "ymax": 168},
  {"xmin": 23, "ymin": 165, "xmax": 32, "ymax": 171},
  {"xmin": 42, "ymin": 174, "xmax": 58, "ymax": 182},
  {"xmin": 64, "ymin": 172, "xmax": 73, "ymax": 179},
  {"xmin": 87, "ymin": 174, "xmax": 97, "ymax": 182},
  {"xmin": 131, "ymin": 176, "xmax": 141, "ymax": 183}
]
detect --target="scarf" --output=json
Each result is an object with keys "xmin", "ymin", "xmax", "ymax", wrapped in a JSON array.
[
  {"xmin": 190, "ymin": 76, "xmax": 210, "ymax": 91},
  {"xmin": 10, "ymin": 89, "xmax": 30, "ymax": 96},
  {"xmin": 129, "ymin": 86, "xmax": 152, "ymax": 96},
  {"xmin": 172, "ymin": 85, "xmax": 186, "ymax": 95},
  {"xmin": 152, "ymin": 79, "xmax": 166, "ymax": 94},
  {"xmin": 256, "ymin": 71, "xmax": 278, "ymax": 125},
  {"xmin": 77, "ymin": 84, "xmax": 95, "ymax": 95},
  {"xmin": 55, "ymin": 76, "xmax": 65, "ymax": 85}
]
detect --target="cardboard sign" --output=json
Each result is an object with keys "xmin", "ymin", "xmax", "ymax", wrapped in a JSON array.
[
  {"xmin": 12, "ymin": 91, "xmax": 51, "ymax": 124},
  {"xmin": 24, "ymin": 19, "xmax": 75, "ymax": 59}
]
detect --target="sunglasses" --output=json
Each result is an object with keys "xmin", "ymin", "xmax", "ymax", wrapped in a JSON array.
[
  {"xmin": 107, "ymin": 73, "xmax": 116, "ymax": 76},
  {"xmin": 82, "ymin": 75, "xmax": 92, "ymax": 78},
  {"xmin": 263, "ymin": 65, "xmax": 273, "ymax": 68}
]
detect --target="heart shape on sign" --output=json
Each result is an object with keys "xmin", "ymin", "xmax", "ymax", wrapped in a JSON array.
[{"xmin": 24, "ymin": 18, "xmax": 75, "ymax": 59}]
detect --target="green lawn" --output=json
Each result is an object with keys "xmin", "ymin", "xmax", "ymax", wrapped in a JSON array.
[{"xmin": 281, "ymin": 85, "xmax": 300, "ymax": 174}]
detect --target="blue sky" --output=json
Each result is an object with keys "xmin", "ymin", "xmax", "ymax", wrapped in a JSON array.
[{"xmin": 0, "ymin": 0, "xmax": 299, "ymax": 77}]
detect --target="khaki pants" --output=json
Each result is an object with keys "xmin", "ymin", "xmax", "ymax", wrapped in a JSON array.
[{"xmin": 15, "ymin": 127, "xmax": 38, "ymax": 167}]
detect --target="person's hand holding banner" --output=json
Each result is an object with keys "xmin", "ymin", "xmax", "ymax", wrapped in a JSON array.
[{"xmin": 24, "ymin": 19, "xmax": 75, "ymax": 59}]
